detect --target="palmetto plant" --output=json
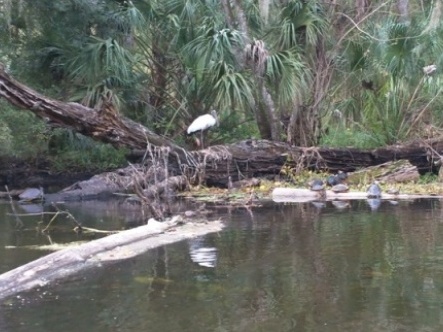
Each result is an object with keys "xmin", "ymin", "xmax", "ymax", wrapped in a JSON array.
[
  {"xmin": 325, "ymin": 2, "xmax": 443, "ymax": 146},
  {"xmin": 2, "ymin": 0, "xmax": 443, "ymax": 151}
]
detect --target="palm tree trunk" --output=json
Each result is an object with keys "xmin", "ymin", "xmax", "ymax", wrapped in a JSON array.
[
  {"xmin": 231, "ymin": 0, "xmax": 281, "ymax": 141},
  {"xmin": 396, "ymin": 0, "xmax": 409, "ymax": 23},
  {"xmin": 220, "ymin": 0, "xmax": 235, "ymax": 28},
  {"xmin": 232, "ymin": 0, "xmax": 249, "ymax": 37},
  {"xmin": 287, "ymin": 39, "xmax": 330, "ymax": 146},
  {"xmin": 356, "ymin": 0, "xmax": 371, "ymax": 21},
  {"xmin": 254, "ymin": 104, "xmax": 273, "ymax": 140},
  {"xmin": 424, "ymin": 0, "xmax": 441, "ymax": 32},
  {"xmin": 260, "ymin": 84, "xmax": 281, "ymax": 141},
  {"xmin": 259, "ymin": 0, "xmax": 271, "ymax": 24}
]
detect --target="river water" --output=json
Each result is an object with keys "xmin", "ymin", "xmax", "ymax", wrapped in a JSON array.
[{"xmin": 0, "ymin": 198, "xmax": 443, "ymax": 331}]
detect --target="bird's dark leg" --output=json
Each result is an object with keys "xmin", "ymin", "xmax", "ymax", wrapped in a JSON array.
[{"xmin": 200, "ymin": 130, "xmax": 204, "ymax": 149}]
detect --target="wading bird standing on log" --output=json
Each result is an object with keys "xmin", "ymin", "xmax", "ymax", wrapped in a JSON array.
[{"xmin": 187, "ymin": 110, "xmax": 218, "ymax": 149}]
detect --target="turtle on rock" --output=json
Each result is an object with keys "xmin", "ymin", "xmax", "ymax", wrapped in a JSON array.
[
  {"xmin": 308, "ymin": 179, "xmax": 326, "ymax": 198},
  {"xmin": 336, "ymin": 171, "xmax": 348, "ymax": 183},
  {"xmin": 331, "ymin": 183, "xmax": 349, "ymax": 193},
  {"xmin": 367, "ymin": 181, "xmax": 382, "ymax": 198},
  {"xmin": 309, "ymin": 179, "xmax": 325, "ymax": 192},
  {"xmin": 18, "ymin": 187, "xmax": 45, "ymax": 203},
  {"xmin": 387, "ymin": 187, "xmax": 399, "ymax": 195},
  {"xmin": 326, "ymin": 171, "xmax": 348, "ymax": 187},
  {"xmin": 326, "ymin": 175, "xmax": 339, "ymax": 187}
]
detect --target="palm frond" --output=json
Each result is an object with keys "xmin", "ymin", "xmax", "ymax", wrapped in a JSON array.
[
  {"xmin": 209, "ymin": 62, "xmax": 254, "ymax": 111},
  {"xmin": 266, "ymin": 50, "xmax": 310, "ymax": 104},
  {"xmin": 69, "ymin": 37, "xmax": 134, "ymax": 83},
  {"xmin": 182, "ymin": 27, "xmax": 243, "ymax": 70},
  {"xmin": 276, "ymin": 0, "xmax": 327, "ymax": 49}
]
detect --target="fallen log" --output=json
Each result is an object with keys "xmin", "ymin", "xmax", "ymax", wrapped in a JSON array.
[
  {"xmin": 0, "ymin": 216, "xmax": 224, "ymax": 300},
  {"xmin": 349, "ymin": 160, "xmax": 420, "ymax": 183},
  {"xmin": 1, "ymin": 64, "xmax": 443, "ymax": 193}
]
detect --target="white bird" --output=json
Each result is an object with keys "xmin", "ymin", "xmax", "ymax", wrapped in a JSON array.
[
  {"xmin": 187, "ymin": 110, "xmax": 218, "ymax": 148},
  {"xmin": 423, "ymin": 64, "xmax": 437, "ymax": 75}
]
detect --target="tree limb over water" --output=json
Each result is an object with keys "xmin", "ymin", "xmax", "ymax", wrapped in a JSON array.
[{"xmin": 0, "ymin": 66, "xmax": 181, "ymax": 152}]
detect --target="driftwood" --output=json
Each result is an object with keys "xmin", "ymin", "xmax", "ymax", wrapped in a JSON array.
[
  {"xmin": 0, "ymin": 216, "xmax": 224, "ymax": 300},
  {"xmin": 1, "ymin": 64, "xmax": 443, "ymax": 195},
  {"xmin": 350, "ymin": 160, "xmax": 420, "ymax": 183}
]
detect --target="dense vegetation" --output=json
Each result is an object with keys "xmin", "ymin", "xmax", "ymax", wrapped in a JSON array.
[{"xmin": 0, "ymin": 0, "xmax": 442, "ymax": 169}]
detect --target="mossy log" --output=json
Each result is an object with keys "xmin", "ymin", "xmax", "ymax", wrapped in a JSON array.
[{"xmin": 1, "ymin": 65, "xmax": 442, "ymax": 194}]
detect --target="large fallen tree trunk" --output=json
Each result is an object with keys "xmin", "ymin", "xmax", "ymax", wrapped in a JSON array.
[
  {"xmin": 1, "ymin": 65, "xmax": 442, "ymax": 191},
  {"xmin": 0, "ymin": 217, "xmax": 224, "ymax": 300}
]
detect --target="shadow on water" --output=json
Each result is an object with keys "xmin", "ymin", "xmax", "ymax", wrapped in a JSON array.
[{"xmin": 1, "ymin": 198, "xmax": 443, "ymax": 331}]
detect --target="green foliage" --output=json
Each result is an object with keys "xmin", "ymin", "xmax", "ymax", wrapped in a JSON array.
[
  {"xmin": 325, "ymin": 7, "xmax": 443, "ymax": 148},
  {"xmin": 321, "ymin": 124, "xmax": 386, "ymax": 149},
  {"xmin": 278, "ymin": 0, "xmax": 327, "ymax": 49},
  {"xmin": 45, "ymin": 128, "xmax": 127, "ymax": 171},
  {"xmin": 265, "ymin": 50, "xmax": 310, "ymax": 105},
  {"xmin": 215, "ymin": 113, "xmax": 260, "ymax": 143},
  {"xmin": 2, "ymin": 0, "xmax": 443, "ymax": 155},
  {"xmin": 48, "ymin": 134, "xmax": 127, "ymax": 172},
  {"xmin": 417, "ymin": 173, "xmax": 438, "ymax": 184},
  {"xmin": 68, "ymin": 37, "xmax": 137, "ymax": 107},
  {"xmin": 0, "ymin": 102, "xmax": 125, "ymax": 170},
  {"xmin": 183, "ymin": 28, "xmax": 243, "ymax": 69},
  {"xmin": 0, "ymin": 102, "xmax": 47, "ymax": 157},
  {"xmin": 210, "ymin": 62, "xmax": 255, "ymax": 111},
  {"xmin": 0, "ymin": 122, "xmax": 13, "ymax": 154}
]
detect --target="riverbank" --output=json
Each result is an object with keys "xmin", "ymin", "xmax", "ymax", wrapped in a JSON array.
[{"xmin": 0, "ymin": 156, "xmax": 115, "ymax": 191}]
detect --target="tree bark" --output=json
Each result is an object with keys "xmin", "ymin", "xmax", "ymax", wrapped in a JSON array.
[
  {"xmin": 260, "ymin": 84, "xmax": 282, "ymax": 141},
  {"xmin": 220, "ymin": 0, "xmax": 235, "ymax": 28},
  {"xmin": 356, "ymin": 0, "xmax": 371, "ymax": 21},
  {"xmin": 231, "ymin": 0, "xmax": 250, "ymax": 38},
  {"xmin": 288, "ymin": 38, "xmax": 330, "ymax": 146},
  {"xmin": 232, "ymin": 1, "xmax": 281, "ymax": 141},
  {"xmin": 259, "ymin": 0, "xmax": 270, "ymax": 24},
  {"xmin": 396, "ymin": 0, "xmax": 409, "ymax": 23}
]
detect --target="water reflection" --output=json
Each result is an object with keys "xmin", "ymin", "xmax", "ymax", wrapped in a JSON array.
[
  {"xmin": 311, "ymin": 201, "xmax": 326, "ymax": 209},
  {"xmin": 366, "ymin": 198, "xmax": 381, "ymax": 210},
  {"xmin": 0, "ymin": 199, "xmax": 443, "ymax": 331},
  {"xmin": 188, "ymin": 236, "xmax": 218, "ymax": 268},
  {"xmin": 331, "ymin": 200, "xmax": 350, "ymax": 209}
]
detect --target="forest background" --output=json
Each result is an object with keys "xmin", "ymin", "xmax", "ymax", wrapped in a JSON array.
[{"xmin": 0, "ymin": 0, "xmax": 441, "ymax": 173}]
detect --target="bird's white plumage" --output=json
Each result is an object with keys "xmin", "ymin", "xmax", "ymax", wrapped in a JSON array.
[
  {"xmin": 187, "ymin": 111, "xmax": 218, "ymax": 134},
  {"xmin": 423, "ymin": 64, "xmax": 437, "ymax": 75}
]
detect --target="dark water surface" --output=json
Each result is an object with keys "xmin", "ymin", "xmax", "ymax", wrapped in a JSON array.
[{"xmin": 1, "ymin": 198, "xmax": 443, "ymax": 331}]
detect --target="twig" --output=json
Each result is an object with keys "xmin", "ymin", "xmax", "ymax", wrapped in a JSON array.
[
  {"xmin": 80, "ymin": 227, "xmax": 119, "ymax": 234},
  {"xmin": 52, "ymin": 203, "xmax": 83, "ymax": 231},
  {"xmin": 41, "ymin": 211, "xmax": 61, "ymax": 233}
]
